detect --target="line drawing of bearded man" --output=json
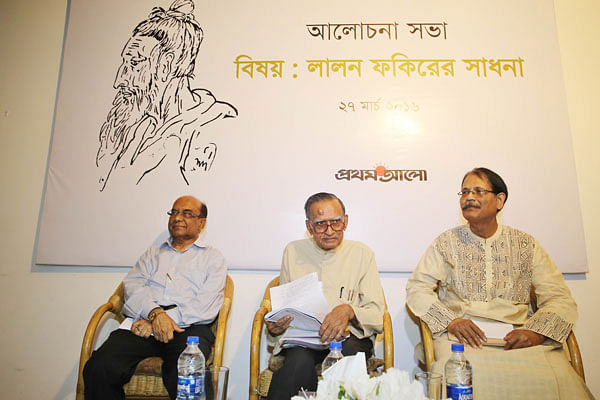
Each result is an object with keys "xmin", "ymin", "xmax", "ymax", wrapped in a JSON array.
[{"xmin": 96, "ymin": 0, "xmax": 237, "ymax": 191}]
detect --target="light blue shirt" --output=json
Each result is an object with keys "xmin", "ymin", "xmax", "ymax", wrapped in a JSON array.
[{"xmin": 122, "ymin": 238, "xmax": 227, "ymax": 327}]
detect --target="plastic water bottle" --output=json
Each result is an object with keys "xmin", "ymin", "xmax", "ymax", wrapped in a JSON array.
[
  {"xmin": 445, "ymin": 343, "xmax": 473, "ymax": 400},
  {"xmin": 176, "ymin": 336, "xmax": 205, "ymax": 400},
  {"xmin": 321, "ymin": 341, "xmax": 344, "ymax": 373}
]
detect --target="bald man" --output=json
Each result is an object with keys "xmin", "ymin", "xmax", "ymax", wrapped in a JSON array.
[{"xmin": 83, "ymin": 196, "xmax": 227, "ymax": 400}]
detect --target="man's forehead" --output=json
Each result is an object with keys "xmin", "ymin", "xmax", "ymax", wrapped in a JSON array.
[
  {"xmin": 172, "ymin": 196, "xmax": 202, "ymax": 211},
  {"xmin": 310, "ymin": 199, "xmax": 343, "ymax": 218},
  {"xmin": 122, "ymin": 35, "xmax": 159, "ymax": 56},
  {"xmin": 462, "ymin": 173, "xmax": 491, "ymax": 188}
]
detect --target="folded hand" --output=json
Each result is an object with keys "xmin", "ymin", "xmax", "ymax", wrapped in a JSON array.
[
  {"xmin": 447, "ymin": 318, "xmax": 487, "ymax": 349},
  {"xmin": 504, "ymin": 329, "xmax": 544, "ymax": 350},
  {"xmin": 265, "ymin": 315, "xmax": 293, "ymax": 336}
]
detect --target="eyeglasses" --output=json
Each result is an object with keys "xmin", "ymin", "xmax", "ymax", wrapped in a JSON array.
[
  {"xmin": 309, "ymin": 217, "xmax": 345, "ymax": 233},
  {"xmin": 457, "ymin": 187, "xmax": 496, "ymax": 197},
  {"xmin": 167, "ymin": 209, "xmax": 203, "ymax": 219}
]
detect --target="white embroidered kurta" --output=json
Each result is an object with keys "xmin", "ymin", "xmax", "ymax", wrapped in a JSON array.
[{"xmin": 406, "ymin": 224, "xmax": 577, "ymax": 342}]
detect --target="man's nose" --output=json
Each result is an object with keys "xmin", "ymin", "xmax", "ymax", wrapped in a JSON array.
[
  {"xmin": 173, "ymin": 213, "xmax": 184, "ymax": 221},
  {"xmin": 464, "ymin": 190, "xmax": 477, "ymax": 200},
  {"xmin": 113, "ymin": 63, "xmax": 129, "ymax": 89},
  {"xmin": 169, "ymin": 212, "xmax": 183, "ymax": 222},
  {"xmin": 324, "ymin": 223, "xmax": 335, "ymax": 235}
]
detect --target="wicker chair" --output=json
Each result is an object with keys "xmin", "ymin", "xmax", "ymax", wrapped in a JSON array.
[
  {"xmin": 249, "ymin": 276, "xmax": 394, "ymax": 400},
  {"xmin": 76, "ymin": 275, "xmax": 234, "ymax": 400},
  {"xmin": 411, "ymin": 285, "xmax": 585, "ymax": 381}
]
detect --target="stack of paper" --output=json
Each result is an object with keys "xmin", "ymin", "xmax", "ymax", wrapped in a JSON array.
[{"xmin": 265, "ymin": 273, "xmax": 332, "ymax": 349}]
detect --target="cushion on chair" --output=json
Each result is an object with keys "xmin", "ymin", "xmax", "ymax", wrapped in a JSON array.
[
  {"xmin": 132, "ymin": 357, "xmax": 163, "ymax": 376},
  {"xmin": 123, "ymin": 357, "xmax": 169, "ymax": 398},
  {"xmin": 123, "ymin": 375, "xmax": 169, "ymax": 398}
]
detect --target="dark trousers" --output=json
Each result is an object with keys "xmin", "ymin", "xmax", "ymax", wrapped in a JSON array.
[
  {"xmin": 266, "ymin": 334, "xmax": 373, "ymax": 400},
  {"xmin": 83, "ymin": 325, "xmax": 214, "ymax": 400}
]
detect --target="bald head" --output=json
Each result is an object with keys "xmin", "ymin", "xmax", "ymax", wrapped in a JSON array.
[
  {"xmin": 168, "ymin": 196, "xmax": 207, "ymax": 245},
  {"xmin": 174, "ymin": 195, "xmax": 207, "ymax": 217}
]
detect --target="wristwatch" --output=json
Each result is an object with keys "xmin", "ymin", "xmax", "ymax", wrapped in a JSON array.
[{"xmin": 148, "ymin": 307, "xmax": 165, "ymax": 323}]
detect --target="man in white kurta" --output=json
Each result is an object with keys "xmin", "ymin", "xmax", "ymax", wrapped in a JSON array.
[
  {"xmin": 406, "ymin": 167, "xmax": 593, "ymax": 399},
  {"xmin": 266, "ymin": 192, "xmax": 385, "ymax": 400}
]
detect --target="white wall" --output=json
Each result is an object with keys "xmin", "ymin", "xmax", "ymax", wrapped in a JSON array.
[{"xmin": 0, "ymin": 1, "xmax": 598, "ymax": 399}]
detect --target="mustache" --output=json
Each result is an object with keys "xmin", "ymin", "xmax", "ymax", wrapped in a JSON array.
[
  {"xmin": 461, "ymin": 202, "xmax": 480, "ymax": 210},
  {"xmin": 114, "ymin": 86, "xmax": 145, "ymax": 108}
]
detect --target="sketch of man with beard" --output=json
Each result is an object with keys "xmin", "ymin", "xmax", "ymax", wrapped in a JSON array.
[{"xmin": 96, "ymin": 0, "xmax": 237, "ymax": 191}]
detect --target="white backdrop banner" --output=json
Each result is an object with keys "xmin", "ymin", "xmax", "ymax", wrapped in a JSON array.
[{"xmin": 36, "ymin": 0, "xmax": 587, "ymax": 272}]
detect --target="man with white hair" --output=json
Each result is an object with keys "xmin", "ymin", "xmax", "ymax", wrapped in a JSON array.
[
  {"xmin": 96, "ymin": 0, "xmax": 237, "ymax": 191},
  {"xmin": 266, "ymin": 192, "xmax": 385, "ymax": 400}
]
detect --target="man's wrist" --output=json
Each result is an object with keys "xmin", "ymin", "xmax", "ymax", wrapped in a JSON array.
[
  {"xmin": 148, "ymin": 307, "xmax": 165, "ymax": 323},
  {"xmin": 345, "ymin": 304, "xmax": 356, "ymax": 319}
]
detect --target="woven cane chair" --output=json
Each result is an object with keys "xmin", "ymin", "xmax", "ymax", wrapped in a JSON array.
[
  {"xmin": 249, "ymin": 276, "xmax": 394, "ymax": 400},
  {"xmin": 76, "ymin": 275, "xmax": 234, "ymax": 400},
  {"xmin": 411, "ymin": 285, "xmax": 585, "ymax": 381}
]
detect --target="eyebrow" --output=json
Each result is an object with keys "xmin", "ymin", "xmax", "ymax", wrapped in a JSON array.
[{"xmin": 313, "ymin": 216, "xmax": 343, "ymax": 222}]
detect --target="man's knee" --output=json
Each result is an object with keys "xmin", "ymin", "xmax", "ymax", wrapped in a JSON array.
[
  {"xmin": 281, "ymin": 347, "xmax": 318, "ymax": 371},
  {"xmin": 83, "ymin": 350, "xmax": 130, "ymax": 384},
  {"xmin": 342, "ymin": 335, "xmax": 373, "ymax": 358}
]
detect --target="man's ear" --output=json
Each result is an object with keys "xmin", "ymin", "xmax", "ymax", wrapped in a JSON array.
[
  {"xmin": 158, "ymin": 52, "xmax": 174, "ymax": 82},
  {"xmin": 305, "ymin": 220, "xmax": 313, "ymax": 235},
  {"xmin": 496, "ymin": 192, "xmax": 507, "ymax": 212}
]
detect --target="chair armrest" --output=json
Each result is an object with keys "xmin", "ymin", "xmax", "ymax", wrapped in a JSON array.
[
  {"xmin": 419, "ymin": 319, "xmax": 435, "ymax": 372},
  {"xmin": 75, "ymin": 285, "xmax": 123, "ymax": 400},
  {"xmin": 566, "ymin": 331, "xmax": 585, "ymax": 382},
  {"xmin": 249, "ymin": 300, "xmax": 271, "ymax": 400},
  {"xmin": 212, "ymin": 276, "xmax": 234, "ymax": 367},
  {"xmin": 212, "ymin": 297, "xmax": 232, "ymax": 367},
  {"xmin": 383, "ymin": 309, "xmax": 394, "ymax": 370}
]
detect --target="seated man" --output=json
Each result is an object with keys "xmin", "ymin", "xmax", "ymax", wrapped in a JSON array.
[
  {"xmin": 406, "ymin": 167, "xmax": 592, "ymax": 399},
  {"xmin": 266, "ymin": 192, "xmax": 385, "ymax": 400},
  {"xmin": 83, "ymin": 196, "xmax": 227, "ymax": 400}
]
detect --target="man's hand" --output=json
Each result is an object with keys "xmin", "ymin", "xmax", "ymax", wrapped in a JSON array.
[
  {"xmin": 131, "ymin": 319, "xmax": 153, "ymax": 339},
  {"xmin": 447, "ymin": 318, "xmax": 487, "ymax": 349},
  {"xmin": 265, "ymin": 315, "xmax": 293, "ymax": 336},
  {"xmin": 151, "ymin": 312, "xmax": 184, "ymax": 343},
  {"xmin": 504, "ymin": 329, "xmax": 545, "ymax": 350},
  {"xmin": 319, "ymin": 304, "xmax": 355, "ymax": 342}
]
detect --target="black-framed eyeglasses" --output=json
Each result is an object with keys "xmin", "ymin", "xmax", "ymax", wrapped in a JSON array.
[
  {"xmin": 458, "ymin": 187, "xmax": 496, "ymax": 197},
  {"xmin": 309, "ymin": 217, "xmax": 345, "ymax": 233},
  {"xmin": 167, "ymin": 209, "xmax": 203, "ymax": 219}
]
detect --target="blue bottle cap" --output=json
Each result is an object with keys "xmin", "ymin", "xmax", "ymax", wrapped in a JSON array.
[
  {"xmin": 186, "ymin": 336, "xmax": 199, "ymax": 344},
  {"xmin": 329, "ymin": 341, "xmax": 342, "ymax": 350},
  {"xmin": 451, "ymin": 343, "xmax": 464, "ymax": 352}
]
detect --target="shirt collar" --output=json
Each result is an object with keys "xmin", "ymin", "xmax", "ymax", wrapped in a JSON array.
[
  {"xmin": 162, "ymin": 236, "xmax": 207, "ymax": 251},
  {"xmin": 465, "ymin": 223, "xmax": 504, "ymax": 242}
]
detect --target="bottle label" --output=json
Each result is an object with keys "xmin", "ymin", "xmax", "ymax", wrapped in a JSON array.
[
  {"xmin": 177, "ymin": 374, "xmax": 204, "ymax": 399},
  {"xmin": 446, "ymin": 383, "xmax": 473, "ymax": 400}
]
